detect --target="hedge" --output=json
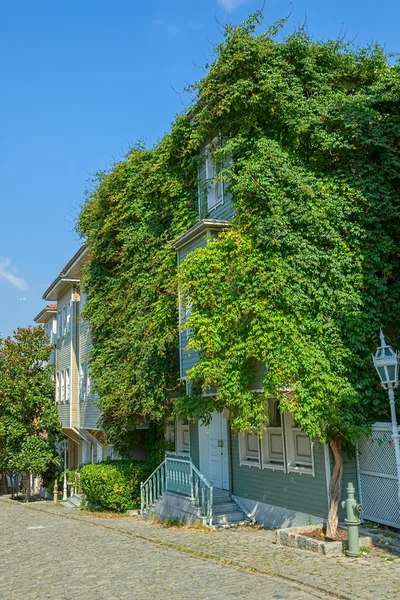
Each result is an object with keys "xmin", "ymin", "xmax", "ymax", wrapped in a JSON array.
[{"xmin": 80, "ymin": 459, "xmax": 152, "ymax": 511}]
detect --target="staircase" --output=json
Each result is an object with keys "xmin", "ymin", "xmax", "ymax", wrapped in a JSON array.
[
  {"xmin": 211, "ymin": 489, "xmax": 249, "ymax": 527},
  {"xmin": 61, "ymin": 493, "xmax": 86, "ymax": 509}
]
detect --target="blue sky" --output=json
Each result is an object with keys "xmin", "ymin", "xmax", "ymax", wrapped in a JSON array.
[{"xmin": 0, "ymin": 0, "xmax": 398, "ymax": 338}]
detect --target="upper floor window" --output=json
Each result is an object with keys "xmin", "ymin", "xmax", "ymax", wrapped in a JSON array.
[
  {"xmin": 56, "ymin": 372, "xmax": 60, "ymax": 403},
  {"xmin": 65, "ymin": 369, "xmax": 70, "ymax": 403},
  {"xmin": 199, "ymin": 137, "xmax": 231, "ymax": 216},
  {"xmin": 57, "ymin": 310, "xmax": 62, "ymax": 340},
  {"xmin": 65, "ymin": 302, "xmax": 71, "ymax": 334},
  {"xmin": 79, "ymin": 362, "xmax": 87, "ymax": 402},
  {"xmin": 205, "ymin": 139, "xmax": 223, "ymax": 211}
]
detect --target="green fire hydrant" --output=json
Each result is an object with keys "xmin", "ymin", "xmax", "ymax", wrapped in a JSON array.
[{"xmin": 341, "ymin": 482, "xmax": 362, "ymax": 557}]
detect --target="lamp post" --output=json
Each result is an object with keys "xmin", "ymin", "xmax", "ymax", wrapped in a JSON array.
[
  {"xmin": 373, "ymin": 329, "xmax": 400, "ymax": 504},
  {"xmin": 62, "ymin": 440, "xmax": 68, "ymax": 502}
]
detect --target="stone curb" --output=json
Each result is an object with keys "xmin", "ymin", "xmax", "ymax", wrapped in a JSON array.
[{"xmin": 276, "ymin": 525, "xmax": 373, "ymax": 556}]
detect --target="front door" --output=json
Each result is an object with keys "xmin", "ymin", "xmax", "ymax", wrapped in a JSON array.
[{"xmin": 208, "ymin": 412, "xmax": 229, "ymax": 490}]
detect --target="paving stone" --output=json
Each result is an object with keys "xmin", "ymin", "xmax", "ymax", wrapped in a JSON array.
[
  {"xmin": 0, "ymin": 499, "xmax": 332, "ymax": 600},
  {"xmin": 2, "ymin": 498, "xmax": 400, "ymax": 599}
]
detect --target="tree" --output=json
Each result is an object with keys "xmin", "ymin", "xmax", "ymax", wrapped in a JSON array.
[
  {"xmin": 0, "ymin": 326, "xmax": 62, "ymax": 499},
  {"xmin": 78, "ymin": 13, "xmax": 400, "ymax": 536}
]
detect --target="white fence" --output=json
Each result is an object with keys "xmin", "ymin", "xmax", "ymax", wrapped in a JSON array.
[{"xmin": 357, "ymin": 423, "xmax": 400, "ymax": 528}]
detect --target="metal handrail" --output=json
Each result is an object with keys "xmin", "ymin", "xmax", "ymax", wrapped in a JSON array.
[{"xmin": 141, "ymin": 456, "xmax": 213, "ymax": 526}]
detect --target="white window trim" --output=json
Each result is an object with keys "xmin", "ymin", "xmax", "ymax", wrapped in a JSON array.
[
  {"xmin": 176, "ymin": 419, "xmax": 190, "ymax": 455},
  {"xmin": 205, "ymin": 137, "xmax": 224, "ymax": 212},
  {"xmin": 284, "ymin": 412, "xmax": 315, "ymax": 477},
  {"xmin": 239, "ymin": 430, "xmax": 261, "ymax": 468},
  {"xmin": 238, "ymin": 409, "xmax": 315, "ymax": 476},
  {"xmin": 56, "ymin": 372, "xmax": 60, "ymax": 404},
  {"xmin": 65, "ymin": 302, "xmax": 71, "ymax": 334},
  {"xmin": 79, "ymin": 362, "xmax": 87, "ymax": 402},
  {"xmin": 65, "ymin": 369, "xmax": 70, "ymax": 403},
  {"xmin": 57, "ymin": 310, "xmax": 61, "ymax": 340},
  {"xmin": 62, "ymin": 305, "xmax": 67, "ymax": 337},
  {"xmin": 60, "ymin": 371, "xmax": 65, "ymax": 404},
  {"xmin": 261, "ymin": 426, "xmax": 286, "ymax": 472}
]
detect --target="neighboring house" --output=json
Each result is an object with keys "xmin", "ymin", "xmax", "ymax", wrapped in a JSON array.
[
  {"xmin": 142, "ymin": 139, "xmax": 358, "ymax": 528},
  {"xmin": 33, "ymin": 304, "xmax": 57, "ymax": 366},
  {"xmin": 35, "ymin": 245, "xmax": 113, "ymax": 469}
]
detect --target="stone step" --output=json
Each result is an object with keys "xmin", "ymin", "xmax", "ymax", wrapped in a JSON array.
[
  {"xmin": 213, "ymin": 502, "xmax": 243, "ymax": 515},
  {"xmin": 61, "ymin": 493, "xmax": 86, "ymax": 509},
  {"xmin": 212, "ymin": 495, "xmax": 232, "ymax": 505},
  {"xmin": 212, "ymin": 512, "xmax": 249, "ymax": 527}
]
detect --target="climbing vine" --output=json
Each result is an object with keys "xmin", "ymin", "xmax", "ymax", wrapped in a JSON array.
[{"xmin": 78, "ymin": 13, "xmax": 400, "ymax": 534}]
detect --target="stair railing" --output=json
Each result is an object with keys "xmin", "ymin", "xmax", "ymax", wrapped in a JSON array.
[
  {"xmin": 141, "ymin": 455, "xmax": 213, "ymax": 526},
  {"xmin": 141, "ymin": 460, "xmax": 166, "ymax": 516}
]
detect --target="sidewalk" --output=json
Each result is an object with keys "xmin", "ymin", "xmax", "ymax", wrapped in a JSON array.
[{"xmin": 3, "ymin": 498, "xmax": 400, "ymax": 600}]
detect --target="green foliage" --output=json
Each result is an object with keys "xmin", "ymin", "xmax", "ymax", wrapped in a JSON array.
[
  {"xmin": 176, "ymin": 16, "xmax": 400, "ymax": 444},
  {"xmin": 80, "ymin": 459, "xmax": 152, "ymax": 511},
  {"xmin": 0, "ymin": 326, "xmax": 62, "ymax": 476},
  {"xmin": 78, "ymin": 13, "xmax": 400, "ymax": 450}
]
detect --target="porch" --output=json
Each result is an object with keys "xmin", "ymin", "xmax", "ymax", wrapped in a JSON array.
[{"xmin": 141, "ymin": 453, "xmax": 249, "ymax": 527}]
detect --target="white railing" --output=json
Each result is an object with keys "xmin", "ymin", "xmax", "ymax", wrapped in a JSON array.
[{"xmin": 141, "ymin": 455, "xmax": 213, "ymax": 525}]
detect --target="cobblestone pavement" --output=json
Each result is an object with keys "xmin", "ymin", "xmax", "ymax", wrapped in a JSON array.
[
  {"xmin": 2, "ymin": 499, "xmax": 400, "ymax": 600},
  {"xmin": 0, "ymin": 499, "xmax": 333, "ymax": 600}
]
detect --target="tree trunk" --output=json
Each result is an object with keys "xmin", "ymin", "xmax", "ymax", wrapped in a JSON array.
[
  {"xmin": 326, "ymin": 439, "xmax": 343, "ymax": 539},
  {"xmin": 1, "ymin": 473, "xmax": 8, "ymax": 495},
  {"xmin": 25, "ymin": 472, "xmax": 31, "ymax": 502}
]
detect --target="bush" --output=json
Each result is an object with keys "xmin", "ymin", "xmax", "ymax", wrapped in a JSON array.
[{"xmin": 80, "ymin": 459, "xmax": 152, "ymax": 511}]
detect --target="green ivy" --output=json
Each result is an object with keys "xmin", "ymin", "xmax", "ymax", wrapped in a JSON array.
[{"xmin": 78, "ymin": 12, "xmax": 400, "ymax": 454}]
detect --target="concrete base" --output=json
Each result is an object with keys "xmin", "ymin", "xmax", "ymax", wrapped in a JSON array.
[
  {"xmin": 235, "ymin": 496, "xmax": 323, "ymax": 529},
  {"xmin": 144, "ymin": 492, "xmax": 202, "ymax": 525}
]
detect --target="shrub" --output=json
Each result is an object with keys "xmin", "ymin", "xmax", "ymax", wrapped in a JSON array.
[{"xmin": 80, "ymin": 459, "xmax": 152, "ymax": 512}]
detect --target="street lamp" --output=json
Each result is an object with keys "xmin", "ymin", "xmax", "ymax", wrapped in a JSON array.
[{"xmin": 373, "ymin": 329, "xmax": 400, "ymax": 503}]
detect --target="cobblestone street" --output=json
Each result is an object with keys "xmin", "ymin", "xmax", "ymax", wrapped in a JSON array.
[{"xmin": 1, "ymin": 499, "xmax": 400, "ymax": 600}]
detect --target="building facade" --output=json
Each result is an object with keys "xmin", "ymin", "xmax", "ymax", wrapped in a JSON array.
[
  {"xmin": 165, "ymin": 140, "xmax": 359, "ymax": 527},
  {"xmin": 35, "ymin": 246, "xmax": 113, "ymax": 469}
]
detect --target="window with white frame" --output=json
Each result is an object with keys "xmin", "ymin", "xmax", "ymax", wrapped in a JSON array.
[
  {"xmin": 239, "ymin": 429, "xmax": 260, "ymax": 467},
  {"xmin": 56, "ymin": 372, "xmax": 60, "ymax": 403},
  {"xmin": 65, "ymin": 369, "xmax": 70, "ymax": 403},
  {"xmin": 62, "ymin": 305, "xmax": 67, "ymax": 337},
  {"xmin": 65, "ymin": 302, "xmax": 71, "ymax": 334},
  {"xmin": 284, "ymin": 412, "xmax": 314, "ymax": 474},
  {"xmin": 79, "ymin": 362, "xmax": 87, "ymax": 401},
  {"xmin": 260, "ymin": 398, "xmax": 285, "ymax": 471},
  {"xmin": 61, "ymin": 371, "xmax": 65, "ymax": 404},
  {"xmin": 238, "ymin": 403, "xmax": 315, "ymax": 476},
  {"xmin": 176, "ymin": 418, "xmax": 190, "ymax": 454},
  {"xmin": 57, "ymin": 310, "xmax": 61, "ymax": 340},
  {"xmin": 87, "ymin": 365, "xmax": 92, "ymax": 397},
  {"xmin": 205, "ymin": 140, "xmax": 223, "ymax": 211}
]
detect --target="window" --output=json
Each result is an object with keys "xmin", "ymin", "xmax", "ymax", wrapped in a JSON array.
[
  {"xmin": 239, "ymin": 430, "xmax": 260, "ymax": 467},
  {"xmin": 65, "ymin": 302, "xmax": 71, "ymax": 334},
  {"xmin": 260, "ymin": 398, "xmax": 285, "ymax": 471},
  {"xmin": 87, "ymin": 366, "xmax": 92, "ymax": 397},
  {"xmin": 62, "ymin": 305, "xmax": 67, "ymax": 337},
  {"xmin": 205, "ymin": 140, "xmax": 223, "ymax": 211},
  {"xmin": 79, "ymin": 362, "xmax": 87, "ymax": 401},
  {"xmin": 57, "ymin": 310, "xmax": 61, "ymax": 340},
  {"xmin": 56, "ymin": 373, "xmax": 60, "ymax": 403},
  {"xmin": 284, "ymin": 412, "xmax": 314, "ymax": 475},
  {"xmin": 60, "ymin": 371, "xmax": 65, "ymax": 404},
  {"xmin": 176, "ymin": 419, "xmax": 190, "ymax": 454},
  {"xmin": 65, "ymin": 369, "xmax": 70, "ymax": 403},
  {"xmin": 238, "ymin": 402, "xmax": 315, "ymax": 476}
]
